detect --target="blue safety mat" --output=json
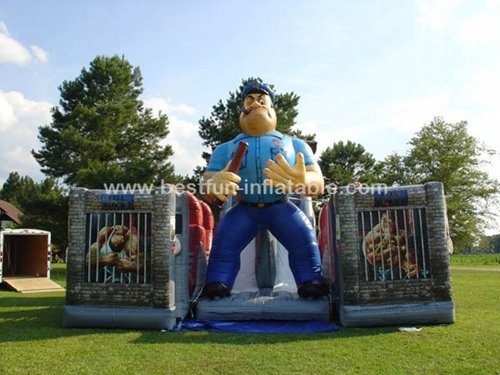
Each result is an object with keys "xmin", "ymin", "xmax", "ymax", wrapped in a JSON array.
[{"xmin": 172, "ymin": 320, "xmax": 339, "ymax": 334}]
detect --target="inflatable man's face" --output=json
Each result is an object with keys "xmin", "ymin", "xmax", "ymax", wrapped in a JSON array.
[{"xmin": 239, "ymin": 92, "xmax": 277, "ymax": 136}]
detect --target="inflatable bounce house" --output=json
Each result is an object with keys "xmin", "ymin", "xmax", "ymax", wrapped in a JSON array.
[
  {"xmin": 63, "ymin": 182, "xmax": 454, "ymax": 330},
  {"xmin": 63, "ymin": 80, "xmax": 454, "ymax": 330}
]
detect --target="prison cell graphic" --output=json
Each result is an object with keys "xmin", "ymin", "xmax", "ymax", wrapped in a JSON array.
[
  {"xmin": 84, "ymin": 212, "xmax": 152, "ymax": 284},
  {"xmin": 359, "ymin": 208, "xmax": 430, "ymax": 282}
]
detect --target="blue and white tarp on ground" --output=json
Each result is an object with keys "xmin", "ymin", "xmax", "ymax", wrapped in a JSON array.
[{"xmin": 171, "ymin": 320, "xmax": 339, "ymax": 334}]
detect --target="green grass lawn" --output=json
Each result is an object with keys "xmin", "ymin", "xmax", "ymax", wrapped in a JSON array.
[
  {"xmin": 450, "ymin": 253, "xmax": 500, "ymax": 268},
  {"xmin": 1, "ymin": 260, "xmax": 499, "ymax": 374}
]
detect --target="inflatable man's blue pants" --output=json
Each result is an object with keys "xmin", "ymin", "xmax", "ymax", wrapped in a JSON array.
[{"xmin": 206, "ymin": 200, "xmax": 323, "ymax": 290}]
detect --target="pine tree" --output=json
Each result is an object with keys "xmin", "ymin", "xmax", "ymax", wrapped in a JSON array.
[{"xmin": 33, "ymin": 55, "xmax": 175, "ymax": 188}]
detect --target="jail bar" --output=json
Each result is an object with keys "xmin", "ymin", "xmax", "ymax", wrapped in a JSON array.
[
  {"xmin": 361, "ymin": 213, "xmax": 369, "ymax": 281},
  {"xmin": 85, "ymin": 212, "xmax": 151, "ymax": 284},
  {"xmin": 394, "ymin": 209, "xmax": 403, "ymax": 280},
  {"xmin": 359, "ymin": 207, "xmax": 429, "ymax": 282}
]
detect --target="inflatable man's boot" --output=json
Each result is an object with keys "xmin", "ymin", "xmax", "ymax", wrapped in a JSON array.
[
  {"xmin": 297, "ymin": 280, "xmax": 328, "ymax": 299},
  {"xmin": 202, "ymin": 281, "xmax": 231, "ymax": 299}
]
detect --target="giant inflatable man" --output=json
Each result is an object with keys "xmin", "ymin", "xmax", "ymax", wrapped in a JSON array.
[{"xmin": 201, "ymin": 80, "xmax": 326, "ymax": 299}]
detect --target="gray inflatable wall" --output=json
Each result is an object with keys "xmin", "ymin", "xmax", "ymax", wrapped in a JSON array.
[
  {"xmin": 322, "ymin": 182, "xmax": 455, "ymax": 327},
  {"xmin": 63, "ymin": 188, "xmax": 195, "ymax": 330}
]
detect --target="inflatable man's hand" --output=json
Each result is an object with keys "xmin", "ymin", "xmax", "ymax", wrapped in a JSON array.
[
  {"xmin": 203, "ymin": 161, "xmax": 241, "ymax": 202},
  {"xmin": 263, "ymin": 153, "xmax": 324, "ymax": 197}
]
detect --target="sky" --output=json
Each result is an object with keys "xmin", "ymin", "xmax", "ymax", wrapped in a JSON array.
[{"xmin": 1, "ymin": 0, "xmax": 499, "ymax": 231}]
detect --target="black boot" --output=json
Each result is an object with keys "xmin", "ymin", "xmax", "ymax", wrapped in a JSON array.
[
  {"xmin": 202, "ymin": 282, "xmax": 231, "ymax": 299},
  {"xmin": 297, "ymin": 280, "xmax": 328, "ymax": 299}
]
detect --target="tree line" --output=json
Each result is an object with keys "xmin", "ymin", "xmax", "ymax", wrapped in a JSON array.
[{"xmin": 1, "ymin": 55, "xmax": 498, "ymax": 255}]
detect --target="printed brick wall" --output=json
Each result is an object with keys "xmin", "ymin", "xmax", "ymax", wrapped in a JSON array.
[
  {"xmin": 65, "ymin": 188, "xmax": 175, "ymax": 309},
  {"xmin": 335, "ymin": 182, "xmax": 453, "ymax": 306}
]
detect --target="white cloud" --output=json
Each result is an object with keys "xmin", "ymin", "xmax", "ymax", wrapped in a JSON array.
[
  {"xmin": 0, "ymin": 93, "xmax": 17, "ymax": 130},
  {"xmin": 30, "ymin": 45, "xmax": 49, "ymax": 63},
  {"xmin": 455, "ymin": 3, "xmax": 500, "ymax": 43},
  {"xmin": 144, "ymin": 97, "xmax": 196, "ymax": 115},
  {"xmin": 414, "ymin": 0, "xmax": 500, "ymax": 181},
  {"xmin": 0, "ymin": 29, "xmax": 32, "ymax": 65},
  {"xmin": 144, "ymin": 97, "xmax": 207, "ymax": 176},
  {"xmin": 416, "ymin": 0, "xmax": 466, "ymax": 32},
  {"xmin": 166, "ymin": 116, "xmax": 207, "ymax": 176},
  {"xmin": 0, "ymin": 21, "xmax": 48, "ymax": 65},
  {"xmin": 456, "ymin": 70, "xmax": 500, "ymax": 181},
  {"xmin": 416, "ymin": 0, "xmax": 500, "ymax": 45},
  {"xmin": 374, "ymin": 93, "xmax": 453, "ymax": 134},
  {"xmin": 0, "ymin": 94, "xmax": 206, "ymax": 182},
  {"xmin": 356, "ymin": 79, "xmax": 500, "ymax": 182},
  {"xmin": 313, "ymin": 81, "xmax": 499, "ymax": 181},
  {"xmin": 460, "ymin": 70, "xmax": 500, "ymax": 106},
  {"xmin": 0, "ymin": 90, "xmax": 52, "ymax": 183},
  {"xmin": 2, "ymin": 145, "xmax": 40, "ymax": 173}
]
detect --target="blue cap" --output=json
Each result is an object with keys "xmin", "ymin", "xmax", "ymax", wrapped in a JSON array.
[{"xmin": 241, "ymin": 80, "xmax": 275, "ymax": 103}]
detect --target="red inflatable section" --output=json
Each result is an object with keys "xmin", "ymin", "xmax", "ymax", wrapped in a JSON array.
[
  {"xmin": 199, "ymin": 200, "xmax": 214, "ymax": 257},
  {"xmin": 318, "ymin": 205, "xmax": 329, "ymax": 259},
  {"xmin": 318, "ymin": 204, "xmax": 336, "ymax": 285},
  {"xmin": 184, "ymin": 191, "xmax": 214, "ymax": 296}
]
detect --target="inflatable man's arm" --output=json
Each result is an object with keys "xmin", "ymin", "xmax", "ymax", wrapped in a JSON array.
[
  {"xmin": 200, "ymin": 162, "xmax": 241, "ymax": 203},
  {"xmin": 263, "ymin": 152, "xmax": 324, "ymax": 197},
  {"xmin": 200, "ymin": 142, "xmax": 246, "ymax": 204}
]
